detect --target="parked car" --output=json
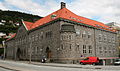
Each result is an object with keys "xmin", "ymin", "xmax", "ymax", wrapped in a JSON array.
[
  {"xmin": 80, "ymin": 57, "xmax": 99, "ymax": 65},
  {"xmin": 114, "ymin": 58, "xmax": 120, "ymax": 65}
]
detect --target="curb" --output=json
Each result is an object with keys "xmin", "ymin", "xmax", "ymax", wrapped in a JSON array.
[
  {"xmin": 30, "ymin": 62, "xmax": 102, "ymax": 70},
  {"xmin": 0, "ymin": 66, "xmax": 20, "ymax": 71}
]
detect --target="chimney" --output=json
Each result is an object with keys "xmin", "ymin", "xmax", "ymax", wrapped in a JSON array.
[{"xmin": 61, "ymin": 2, "xmax": 66, "ymax": 9}]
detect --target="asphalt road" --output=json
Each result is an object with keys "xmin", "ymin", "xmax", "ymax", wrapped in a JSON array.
[{"xmin": 0, "ymin": 60, "xmax": 120, "ymax": 71}]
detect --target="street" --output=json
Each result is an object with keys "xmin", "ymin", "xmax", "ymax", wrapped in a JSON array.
[{"xmin": 0, "ymin": 60, "xmax": 120, "ymax": 71}]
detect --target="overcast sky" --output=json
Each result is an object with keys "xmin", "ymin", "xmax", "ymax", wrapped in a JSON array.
[{"xmin": 0, "ymin": 0, "xmax": 120, "ymax": 24}]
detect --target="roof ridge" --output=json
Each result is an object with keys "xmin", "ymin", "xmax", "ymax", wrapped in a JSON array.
[
  {"xmin": 22, "ymin": 7, "xmax": 116, "ymax": 32},
  {"xmin": 23, "ymin": 21, "xmax": 34, "ymax": 30}
]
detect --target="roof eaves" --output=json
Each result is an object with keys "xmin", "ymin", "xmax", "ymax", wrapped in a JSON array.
[
  {"xmin": 29, "ymin": 18, "xmax": 60, "ymax": 32},
  {"xmin": 60, "ymin": 18, "xmax": 116, "ymax": 33},
  {"xmin": 6, "ymin": 33, "xmax": 16, "ymax": 42}
]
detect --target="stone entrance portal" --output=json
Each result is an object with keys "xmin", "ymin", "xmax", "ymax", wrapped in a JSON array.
[
  {"xmin": 16, "ymin": 48, "xmax": 21, "ymax": 60},
  {"xmin": 46, "ymin": 47, "xmax": 51, "ymax": 59}
]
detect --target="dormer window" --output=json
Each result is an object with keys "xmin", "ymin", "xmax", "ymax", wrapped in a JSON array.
[{"xmin": 51, "ymin": 14, "xmax": 57, "ymax": 19}]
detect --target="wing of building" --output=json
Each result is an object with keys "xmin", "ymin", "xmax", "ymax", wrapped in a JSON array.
[{"xmin": 5, "ymin": 2, "xmax": 119, "ymax": 65}]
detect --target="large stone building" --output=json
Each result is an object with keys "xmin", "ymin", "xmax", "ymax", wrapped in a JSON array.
[
  {"xmin": 5, "ymin": 2, "xmax": 119, "ymax": 64},
  {"xmin": 106, "ymin": 22, "xmax": 120, "ymax": 57}
]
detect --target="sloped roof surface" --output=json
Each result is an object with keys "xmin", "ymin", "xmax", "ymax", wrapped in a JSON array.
[
  {"xmin": 23, "ymin": 8, "xmax": 115, "ymax": 32},
  {"xmin": 6, "ymin": 33, "xmax": 16, "ymax": 41},
  {"xmin": 23, "ymin": 21, "xmax": 33, "ymax": 30},
  {"xmin": 6, "ymin": 6, "xmax": 116, "ymax": 41}
]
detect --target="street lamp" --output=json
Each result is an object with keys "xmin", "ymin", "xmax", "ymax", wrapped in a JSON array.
[{"xmin": 2, "ymin": 41, "xmax": 5, "ymax": 60}]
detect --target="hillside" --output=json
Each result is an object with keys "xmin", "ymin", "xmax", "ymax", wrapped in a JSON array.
[
  {"xmin": 0, "ymin": 9, "xmax": 43, "ymax": 45},
  {"xmin": 0, "ymin": 9, "xmax": 42, "ymax": 23},
  {"xmin": 0, "ymin": 9, "xmax": 42, "ymax": 35}
]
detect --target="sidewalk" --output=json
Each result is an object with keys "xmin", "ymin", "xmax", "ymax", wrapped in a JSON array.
[
  {"xmin": 21, "ymin": 61, "xmax": 102, "ymax": 70},
  {"xmin": 21, "ymin": 61, "xmax": 120, "ymax": 70},
  {"xmin": 1, "ymin": 60, "xmax": 120, "ymax": 70}
]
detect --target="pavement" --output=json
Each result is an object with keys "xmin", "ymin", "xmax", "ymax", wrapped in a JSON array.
[
  {"xmin": 17, "ymin": 60, "xmax": 120, "ymax": 70},
  {"xmin": 0, "ymin": 59, "xmax": 120, "ymax": 71},
  {"xmin": 29, "ymin": 61, "xmax": 102, "ymax": 69}
]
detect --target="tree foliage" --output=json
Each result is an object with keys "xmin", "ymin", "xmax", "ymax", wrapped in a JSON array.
[{"xmin": 0, "ymin": 9, "xmax": 42, "ymax": 35}]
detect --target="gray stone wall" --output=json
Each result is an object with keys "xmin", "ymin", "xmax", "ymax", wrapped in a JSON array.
[
  {"xmin": 5, "ymin": 19, "xmax": 119, "ymax": 64},
  {"xmin": 95, "ymin": 29, "xmax": 119, "ymax": 58},
  {"xmin": 27, "ymin": 21, "xmax": 61, "ymax": 61},
  {"xmin": 59, "ymin": 21, "xmax": 119, "ymax": 64},
  {"xmin": 59, "ymin": 21, "xmax": 95, "ymax": 63},
  {"xmin": 6, "ymin": 39, "xmax": 15, "ymax": 59},
  {"xmin": 13, "ymin": 25, "xmax": 28, "ymax": 60}
]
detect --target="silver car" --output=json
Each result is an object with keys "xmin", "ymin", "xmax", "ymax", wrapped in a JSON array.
[{"xmin": 114, "ymin": 59, "xmax": 120, "ymax": 65}]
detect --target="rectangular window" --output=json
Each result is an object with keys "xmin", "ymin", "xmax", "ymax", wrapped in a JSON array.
[
  {"xmin": 98, "ymin": 34, "xmax": 102, "ymax": 42},
  {"xmin": 88, "ymin": 45, "xmax": 92, "ymax": 53},
  {"xmin": 37, "ymin": 47, "xmax": 39, "ymax": 53},
  {"xmin": 99, "ymin": 51, "xmax": 102, "ymax": 53},
  {"xmin": 104, "ymin": 47, "xmax": 106, "ymax": 50},
  {"xmin": 83, "ymin": 45, "xmax": 86, "ymax": 53},
  {"xmin": 70, "ymin": 44, "xmax": 72, "ymax": 50},
  {"xmin": 104, "ymin": 35, "xmax": 107, "ymax": 42},
  {"xmin": 112, "ymin": 37, "xmax": 115, "ymax": 43},
  {"xmin": 82, "ymin": 31, "xmax": 86, "ymax": 38},
  {"xmin": 105, "ymin": 51, "xmax": 107, "ymax": 53},
  {"xmin": 36, "ymin": 34, "xmax": 38, "ymax": 40},
  {"xmin": 88, "ymin": 35, "xmax": 90, "ymax": 38},
  {"xmin": 61, "ymin": 44, "xmax": 64, "ymax": 50},
  {"xmin": 69, "ymin": 35, "xmax": 72, "ymax": 40},
  {"xmin": 76, "ymin": 45, "xmax": 79, "ymax": 50},
  {"xmin": 99, "ymin": 47, "xmax": 102, "ymax": 54},
  {"xmin": 46, "ymin": 31, "xmax": 52, "ymax": 38},
  {"xmin": 32, "ymin": 35, "xmax": 34, "ymax": 41},
  {"xmin": 109, "ymin": 50, "xmax": 111, "ymax": 53},
  {"xmin": 99, "ymin": 47, "xmax": 102, "ymax": 50},
  {"xmin": 104, "ymin": 47, "xmax": 107, "ymax": 53},
  {"xmin": 88, "ymin": 32, "xmax": 91, "ymax": 38},
  {"xmin": 40, "ymin": 32, "xmax": 43, "ymax": 39},
  {"xmin": 34, "ymin": 35, "xmax": 38, "ymax": 41},
  {"xmin": 61, "ymin": 24, "xmax": 75, "ymax": 32}
]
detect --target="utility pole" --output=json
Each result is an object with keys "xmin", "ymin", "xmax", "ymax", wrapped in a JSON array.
[{"xmin": 2, "ymin": 41, "xmax": 5, "ymax": 60}]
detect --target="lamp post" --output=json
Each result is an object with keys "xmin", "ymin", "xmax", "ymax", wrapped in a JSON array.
[{"xmin": 2, "ymin": 41, "xmax": 5, "ymax": 60}]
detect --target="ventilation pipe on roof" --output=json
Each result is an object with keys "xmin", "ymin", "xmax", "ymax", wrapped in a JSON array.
[{"xmin": 61, "ymin": 2, "xmax": 66, "ymax": 9}]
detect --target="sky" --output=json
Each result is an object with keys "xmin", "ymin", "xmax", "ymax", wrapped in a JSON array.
[{"xmin": 0, "ymin": 0, "xmax": 120, "ymax": 24}]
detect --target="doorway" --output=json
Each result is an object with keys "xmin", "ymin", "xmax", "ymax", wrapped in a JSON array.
[
  {"xmin": 16, "ymin": 48, "xmax": 21, "ymax": 60},
  {"xmin": 46, "ymin": 47, "xmax": 51, "ymax": 59}
]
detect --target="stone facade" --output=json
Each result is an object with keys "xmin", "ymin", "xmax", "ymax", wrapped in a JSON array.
[
  {"xmin": 5, "ymin": 3, "xmax": 119, "ymax": 64},
  {"xmin": 6, "ymin": 39, "xmax": 15, "ymax": 59},
  {"xmin": 5, "ymin": 19, "xmax": 119, "ymax": 64}
]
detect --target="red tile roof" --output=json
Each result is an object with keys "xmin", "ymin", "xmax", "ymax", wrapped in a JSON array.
[
  {"xmin": 6, "ymin": 33, "xmax": 16, "ymax": 41},
  {"xmin": 23, "ymin": 21, "xmax": 33, "ymax": 30},
  {"xmin": 23, "ymin": 8, "xmax": 116, "ymax": 32}
]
